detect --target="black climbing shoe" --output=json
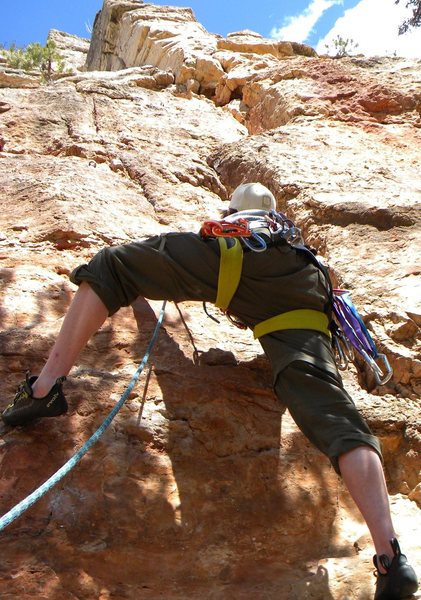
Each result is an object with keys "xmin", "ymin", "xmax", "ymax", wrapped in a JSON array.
[
  {"xmin": 1, "ymin": 373, "xmax": 68, "ymax": 427},
  {"xmin": 374, "ymin": 538, "xmax": 419, "ymax": 599}
]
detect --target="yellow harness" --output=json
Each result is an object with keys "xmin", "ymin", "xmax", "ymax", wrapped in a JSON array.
[
  {"xmin": 215, "ymin": 237, "xmax": 331, "ymax": 339},
  {"xmin": 215, "ymin": 238, "xmax": 244, "ymax": 311}
]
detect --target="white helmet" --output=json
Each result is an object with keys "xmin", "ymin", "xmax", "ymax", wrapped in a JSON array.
[{"xmin": 229, "ymin": 183, "xmax": 276, "ymax": 212}]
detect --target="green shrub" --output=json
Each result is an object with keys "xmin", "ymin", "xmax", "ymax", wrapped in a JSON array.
[
  {"xmin": 325, "ymin": 35, "xmax": 359, "ymax": 58},
  {"xmin": 1, "ymin": 40, "xmax": 67, "ymax": 81}
]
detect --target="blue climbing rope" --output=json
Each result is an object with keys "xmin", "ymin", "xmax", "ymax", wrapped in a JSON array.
[{"xmin": 0, "ymin": 301, "xmax": 167, "ymax": 533}]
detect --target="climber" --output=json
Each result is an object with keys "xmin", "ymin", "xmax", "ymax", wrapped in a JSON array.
[{"xmin": 1, "ymin": 182, "xmax": 418, "ymax": 599}]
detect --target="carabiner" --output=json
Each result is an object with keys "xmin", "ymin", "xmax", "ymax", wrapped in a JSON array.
[
  {"xmin": 241, "ymin": 232, "xmax": 267, "ymax": 253},
  {"xmin": 372, "ymin": 353, "xmax": 393, "ymax": 386},
  {"xmin": 333, "ymin": 335, "xmax": 349, "ymax": 370},
  {"xmin": 283, "ymin": 226, "xmax": 304, "ymax": 247},
  {"xmin": 361, "ymin": 351, "xmax": 393, "ymax": 386}
]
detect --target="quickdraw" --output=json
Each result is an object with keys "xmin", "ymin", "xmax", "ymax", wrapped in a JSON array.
[{"xmin": 332, "ymin": 290, "xmax": 393, "ymax": 386}]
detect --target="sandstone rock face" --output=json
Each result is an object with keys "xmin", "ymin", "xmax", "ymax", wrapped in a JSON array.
[
  {"xmin": 240, "ymin": 56, "xmax": 421, "ymax": 132},
  {"xmin": 0, "ymin": 1, "xmax": 420, "ymax": 599},
  {"xmin": 48, "ymin": 28, "xmax": 91, "ymax": 71},
  {"xmin": 0, "ymin": 67, "xmax": 40, "ymax": 89},
  {"xmin": 85, "ymin": 0, "xmax": 316, "ymax": 101}
]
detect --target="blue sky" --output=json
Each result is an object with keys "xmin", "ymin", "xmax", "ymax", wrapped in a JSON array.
[{"xmin": 1, "ymin": 0, "xmax": 420, "ymax": 57}]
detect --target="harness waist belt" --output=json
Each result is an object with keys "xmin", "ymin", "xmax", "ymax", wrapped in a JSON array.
[{"xmin": 253, "ymin": 309, "xmax": 331, "ymax": 339}]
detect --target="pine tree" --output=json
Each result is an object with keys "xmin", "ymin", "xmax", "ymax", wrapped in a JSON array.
[
  {"xmin": 1, "ymin": 40, "xmax": 66, "ymax": 82},
  {"xmin": 395, "ymin": 0, "xmax": 421, "ymax": 34}
]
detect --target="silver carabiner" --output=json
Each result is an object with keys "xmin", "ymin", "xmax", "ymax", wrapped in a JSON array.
[
  {"xmin": 333, "ymin": 335, "xmax": 349, "ymax": 370},
  {"xmin": 284, "ymin": 226, "xmax": 304, "ymax": 247},
  {"xmin": 372, "ymin": 354, "xmax": 393, "ymax": 386},
  {"xmin": 333, "ymin": 330, "xmax": 355, "ymax": 371},
  {"xmin": 241, "ymin": 232, "xmax": 267, "ymax": 253},
  {"xmin": 361, "ymin": 351, "xmax": 393, "ymax": 386}
]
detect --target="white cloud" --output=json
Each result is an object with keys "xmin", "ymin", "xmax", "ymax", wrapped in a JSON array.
[
  {"xmin": 316, "ymin": 0, "xmax": 421, "ymax": 58},
  {"xmin": 271, "ymin": 0, "xmax": 343, "ymax": 42}
]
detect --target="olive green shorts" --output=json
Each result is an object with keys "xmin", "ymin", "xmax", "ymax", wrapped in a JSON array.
[
  {"xmin": 70, "ymin": 233, "xmax": 382, "ymax": 474},
  {"xmin": 275, "ymin": 360, "xmax": 382, "ymax": 474}
]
